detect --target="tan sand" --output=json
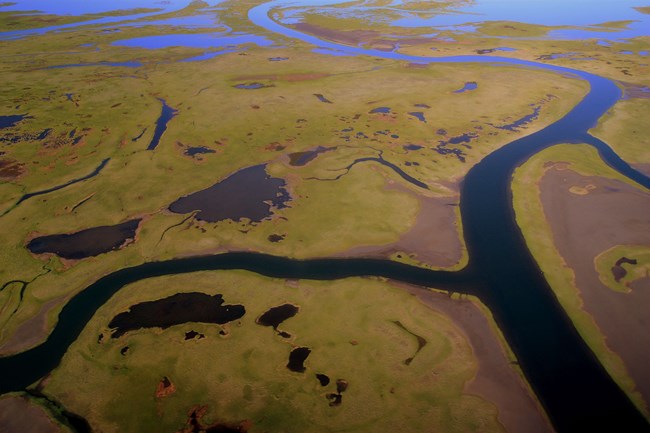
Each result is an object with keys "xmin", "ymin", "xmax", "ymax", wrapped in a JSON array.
[
  {"xmin": 397, "ymin": 282, "xmax": 554, "ymax": 433},
  {"xmin": 0, "ymin": 297, "xmax": 62, "ymax": 356},
  {"xmin": 337, "ymin": 179, "xmax": 463, "ymax": 268},
  {"xmin": 293, "ymin": 22, "xmax": 434, "ymax": 50},
  {"xmin": 540, "ymin": 167, "xmax": 650, "ymax": 404},
  {"xmin": 0, "ymin": 395, "xmax": 63, "ymax": 433}
]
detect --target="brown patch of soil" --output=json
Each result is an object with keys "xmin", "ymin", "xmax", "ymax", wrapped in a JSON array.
[
  {"xmin": 397, "ymin": 283, "xmax": 554, "ymax": 433},
  {"xmin": 619, "ymin": 81, "xmax": 650, "ymax": 99},
  {"xmin": 633, "ymin": 163, "xmax": 650, "ymax": 177},
  {"xmin": 337, "ymin": 184, "xmax": 463, "ymax": 268},
  {"xmin": 155, "ymin": 376, "xmax": 176, "ymax": 398},
  {"xmin": 0, "ymin": 297, "xmax": 63, "ymax": 356},
  {"xmin": 0, "ymin": 158, "xmax": 26, "ymax": 179},
  {"xmin": 292, "ymin": 22, "xmax": 434, "ymax": 49},
  {"xmin": 540, "ymin": 168, "xmax": 650, "ymax": 404},
  {"xmin": 0, "ymin": 395, "xmax": 63, "ymax": 433}
]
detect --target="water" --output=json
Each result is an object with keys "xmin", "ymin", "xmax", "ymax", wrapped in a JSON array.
[
  {"xmin": 1, "ymin": 1, "xmax": 649, "ymax": 431},
  {"xmin": 277, "ymin": 0, "xmax": 650, "ymax": 40},
  {"xmin": 168, "ymin": 164, "xmax": 291, "ymax": 223},
  {"xmin": 26, "ymin": 219, "xmax": 141, "ymax": 260},
  {"xmin": 146, "ymin": 98, "xmax": 177, "ymax": 151},
  {"xmin": 453, "ymin": 82, "xmax": 478, "ymax": 93}
]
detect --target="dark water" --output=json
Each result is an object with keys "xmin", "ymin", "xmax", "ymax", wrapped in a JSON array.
[
  {"xmin": 1, "ymin": 158, "xmax": 110, "ymax": 216},
  {"xmin": 169, "ymin": 164, "xmax": 291, "ymax": 223},
  {"xmin": 0, "ymin": 114, "xmax": 27, "ymax": 128},
  {"xmin": 288, "ymin": 146, "xmax": 333, "ymax": 166},
  {"xmin": 27, "ymin": 219, "xmax": 141, "ymax": 260},
  {"xmin": 185, "ymin": 146, "xmax": 215, "ymax": 157},
  {"xmin": 108, "ymin": 292, "xmax": 245, "ymax": 338},
  {"xmin": 476, "ymin": 47, "xmax": 516, "ymax": 54},
  {"xmin": 325, "ymin": 156, "xmax": 429, "ymax": 190},
  {"xmin": 287, "ymin": 347, "xmax": 311, "ymax": 372},
  {"xmin": 146, "ymin": 98, "xmax": 177, "ymax": 150},
  {"xmin": 392, "ymin": 320, "xmax": 427, "ymax": 366},
  {"xmin": 494, "ymin": 106, "xmax": 541, "ymax": 131},
  {"xmin": 316, "ymin": 373, "xmax": 330, "ymax": 386},
  {"xmin": 256, "ymin": 304, "xmax": 299, "ymax": 330},
  {"xmin": 313, "ymin": 93, "xmax": 332, "ymax": 103},
  {"xmin": 46, "ymin": 61, "xmax": 142, "ymax": 69},
  {"xmin": 369, "ymin": 106, "xmax": 390, "ymax": 114},
  {"xmin": 612, "ymin": 257, "xmax": 638, "ymax": 282},
  {"xmin": 233, "ymin": 82, "xmax": 271, "ymax": 89},
  {"xmin": 407, "ymin": 111, "xmax": 426, "ymax": 122},
  {"xmin": 453, "ymin": 81, "xmax": 478, "ymax": 93}
]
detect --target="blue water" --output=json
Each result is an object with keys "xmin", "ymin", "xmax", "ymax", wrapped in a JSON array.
[
  {"xmin": 146, "ymin": 99, "xmax": 177, "ymax": 151},
  {"xmin": 276, "ymin": 0, "xmax": 650, "ymax": 40},
  {"xmin": 0, "ymin": 114, "xmax": 28, "ymax": 128},
  {"xmin": 0, "ymin": 0, "xmax": 224, "ymax": 40},
  {"xmin": 46, "ymin": 61, "xmax": 142, "ymax": 69},
  {"xmin": 181, "ymin": 49, "xmax": 238, "ymax": 62},
  {"xmin": 454, "ymin": 82, "xmax": 478, "ymax": 93}
]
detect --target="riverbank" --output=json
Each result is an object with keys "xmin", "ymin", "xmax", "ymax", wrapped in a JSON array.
[{"xmin": 512, "ymin": 143, "xmax": 650, "ymax": 418}]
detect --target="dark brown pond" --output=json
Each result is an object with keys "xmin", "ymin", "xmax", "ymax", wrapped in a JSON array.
[
  {"xmin": 0, "ymin": 114, "xmax": 28, "ymax": 128},
  {"xmin": 326, "ymin": 379, "xmax": 349, "ymax": 407},
  {"xmin": 256, "ymin": 303, "xmax": 299, "ymax": 330},
  {"xmin": 185, "ymin": 146, "xmax": 215, "ymax": 157},
  {"xmin": 313, "ymin": 93, "xmax": 332, "ymax": 103},
  {"xmin": 26, "ymin": 219, "xmax": 141, "ymax": 260},
  {"xmin": 288, "ymin": 146, "xmax": 333, "ymax": 166},
  {"xmin": 287, "ymin": 347, "xmax": 311, "ymax": 372},
  {"xmin": 108, "ymin": 292, "xmax": 245, "ymax": 338},
  {"xmin": 316, "ymin": 373, "xmax": 330, "ymax": 386},
  {"xmin": 168, "ymin": 164, "xmax": 291, "ymax": 223},
  {"xmin": 611, "ymin": 257, "xmax": 638, "ymax": 282}
]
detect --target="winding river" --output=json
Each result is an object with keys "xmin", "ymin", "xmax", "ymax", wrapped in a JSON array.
[{"xmin": 2, "ymin": 1, "xmax": 650, "ymax": 432}]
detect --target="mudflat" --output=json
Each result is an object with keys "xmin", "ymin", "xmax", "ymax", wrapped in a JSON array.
[{"xmin": 540, "ymin": 167, "xmax": 650, "ymax": 403}]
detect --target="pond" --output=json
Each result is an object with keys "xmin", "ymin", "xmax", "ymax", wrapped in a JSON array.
[
  {"xmin": 27, "ymin": 219, "xmax": 141, "ymax": 260},
  {"xmin": 169, "ymin": 164, "xmax": 291, "ymax": 223}
]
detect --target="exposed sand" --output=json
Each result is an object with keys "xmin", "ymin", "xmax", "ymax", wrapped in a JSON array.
[
  {"xmin": 540, "ymin": 167, "xmax": 650, "ymax": 404},
  {"xmin": 338, "ymin": 182, "xmax": 464, "ymax": 268},
  {"xmin": 633, "ymin": 163, "xmax": 650, "ymax": 177},
  {"xmin": 0, "ymin": 395, "xmax": 63, "ymax": 433},
  {"xmin": 293, "ymin": 22, "xmax": 434, "ymax": 51},
  {"xmin": 397, "ymin": 282, "xmax": 554, "ymax": 433},
  {"xmin": 0, "ymin": 297, "xmax": 62, "ymax": 356}
]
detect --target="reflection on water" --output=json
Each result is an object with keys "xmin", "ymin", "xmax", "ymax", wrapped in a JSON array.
[
  {"xmin": 2, "ymin": 0, "xmax": 648, "ymax": 44},
  {"xmin": 276, "ymin": 0, "xmax": 650, "ymax": 40},
  {"xmin": 0, "ymin": 0, "xmax": 213, "ymax": 15}
]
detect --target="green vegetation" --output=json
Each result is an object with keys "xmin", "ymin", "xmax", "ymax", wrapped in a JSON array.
[
  {"xmin": 42, "ymin": 271, "xmax": 505, "ymax": 433},
  {"xmin": 591, "ymin": 97, "xmax": 650, "ymax": 166},
  {"xmin": 511, "ymin": 143, "xmax": 648, "ymax": 418},
  {"xmin": 0, "ymin": 7, "xmax": 161, "ymax": 31},
  {"xmin": 594, "ymin": 245, "xmax": 650, "ymax": 294},
  {"xmin": 1, "ymin": 1, "xmax": 647, "ymax": 430},
  {"xmin": 0, "ymin": 19, "xmax": 588, "ymax": 353}
]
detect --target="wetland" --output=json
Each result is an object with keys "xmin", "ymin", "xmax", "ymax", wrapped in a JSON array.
[{"xmin": 0, "ymin": 0, "xmax": 649, "ymax": 432}]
